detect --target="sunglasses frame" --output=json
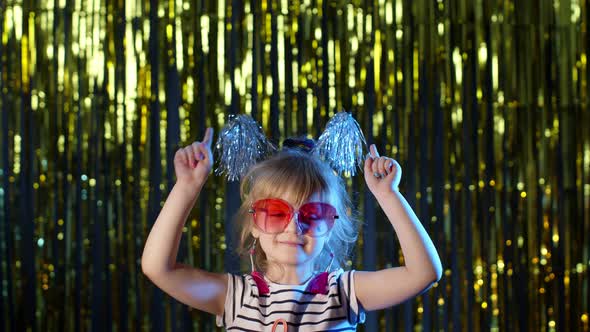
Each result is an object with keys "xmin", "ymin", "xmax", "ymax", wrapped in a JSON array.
[{"xmin": 248, "ymin": 198, "xmax": 339, "ymax": 237}]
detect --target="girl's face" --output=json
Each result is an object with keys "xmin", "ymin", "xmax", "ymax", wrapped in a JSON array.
[{"xmin": 251, "ymin": 192, "xmax": 334, "ymax": 268}]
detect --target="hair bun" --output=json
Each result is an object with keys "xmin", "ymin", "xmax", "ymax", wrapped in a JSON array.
[{"xmin": 282, "ymin": 138, "xmax": 315, "ymax": 153}]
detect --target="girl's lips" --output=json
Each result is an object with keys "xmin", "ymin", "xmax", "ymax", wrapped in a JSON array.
[{"xmin": 280, "ymin": 241, "xmax": 304, "ymax": 246}]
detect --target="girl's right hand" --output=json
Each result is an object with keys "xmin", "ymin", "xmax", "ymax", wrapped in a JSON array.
[{"xmin": 173, "ymin": 127, "xmax": 214, "ymax": 187}]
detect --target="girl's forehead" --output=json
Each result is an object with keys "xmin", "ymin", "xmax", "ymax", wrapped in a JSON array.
[
  {"xmin": 248, "ymin": 177, "xmax": 337, "ymax": 206},
  {"xmin": 275, "ymin": 191, "xmax": 334, "ymax": 207}
]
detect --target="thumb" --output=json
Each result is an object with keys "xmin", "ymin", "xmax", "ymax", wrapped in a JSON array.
[{"xmin": 385, "ymin": 160, "xmax": 401, "ymax": 186}]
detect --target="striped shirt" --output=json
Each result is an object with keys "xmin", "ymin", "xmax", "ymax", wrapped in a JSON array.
[{"xmin": 216, "ymin": 269, "xmax": 365, "ymax": 331}]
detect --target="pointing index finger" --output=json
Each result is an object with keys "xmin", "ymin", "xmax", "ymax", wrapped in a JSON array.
[
  {"xmin": 369, "ymin": 144, "xmax": 380, "ymax": 158},
  {"xmin": 202, "ymin": 127, "xmax": 214, "ymax": 147}
]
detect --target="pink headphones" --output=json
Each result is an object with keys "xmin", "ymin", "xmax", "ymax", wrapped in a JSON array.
[
  {"xmin": 254, "ymin": 271, "xmax": 330, "ymax": 332},
  {"xmin": 251, "ymin": 270, "xmax": 330, "ymax": 296}
]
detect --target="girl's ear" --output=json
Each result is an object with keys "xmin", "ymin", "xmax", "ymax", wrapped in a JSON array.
[
  {"xmin": 322, "ymin": 233, "xmax": 333, "ymax": 255},
  {"xmin": 325, "ymin": 228, "xmax": 333, "ymax": 242},
  {"xmin": 251, "ymin": 227, "xmax": 260, "ymax": 239}
]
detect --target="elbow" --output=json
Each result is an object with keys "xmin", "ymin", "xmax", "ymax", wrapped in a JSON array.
[
  {"xmin": 419, "ymin": 247, "xmax": 443, "ymax": 285},
  {"xmin": 421, "ymin": 266, "xmax": 442, "ymax": 294},
  {"xmin": 427, "ymin": 249, "xmax": 443, "ymax": 283},
  {"xmin": 431, "ymin": 258, "xmax": 443, "ymax": 283},
  {"xmin": 433, "ymin": 261, "xmax": 443, "ymax": 283},
  {"xmin": 141, "ymin": 253, "xmax": 163, "ymax": 279},
  {"xmin": 410, "ymin": 260, "xmax": 443, "ymax": 296},
  {"xmin": 141, "ymin": 255, "xmax": 176, "ymax": 280},
  {"xmin": 141, "ymin": 256, "xmax": 155, "ymax": 278},
  {"xmin": 433, "ymin": 273, "xmax": 442, "ymax": 284},
  {"xmin": 422, "ymin": 260, "xmax": 443, "ymax": 288}
]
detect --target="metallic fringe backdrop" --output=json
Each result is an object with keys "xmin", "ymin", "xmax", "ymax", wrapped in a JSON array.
[{"xmin": 0, "ymin": 0, "xmax": 588, "ymax": 331}]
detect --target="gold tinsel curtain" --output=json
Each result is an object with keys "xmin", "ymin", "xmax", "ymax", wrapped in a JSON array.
[{"xmin": 0, "ymin": 0, "xmax": 588, "ymax": 331}]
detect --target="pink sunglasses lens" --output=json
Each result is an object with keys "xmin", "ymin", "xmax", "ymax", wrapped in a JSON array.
[
  {"xmin": 298, "ymin": 203, "xmax": 337, "ymax": 236},
  {"xmin": 251, "ymin": 199, "xmax": 337, "ymax": 236},
  {"xmin": 252, "ymin": 199, "xmax": 291, "ymax": 233}
]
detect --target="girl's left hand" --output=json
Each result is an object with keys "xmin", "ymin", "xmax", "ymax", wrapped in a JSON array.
[{"xmin": 363, "ymin": 144, "xmax": 402, "ymax": 197}]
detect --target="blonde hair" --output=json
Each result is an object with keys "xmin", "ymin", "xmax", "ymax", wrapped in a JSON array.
[{"xmin": 233, "ymin": 147, "xmax": 360, "ymax": 273}]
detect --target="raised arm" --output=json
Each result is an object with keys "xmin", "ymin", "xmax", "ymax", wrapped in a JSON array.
[
  {"xmin": 354, "ymin": 144, "xmax": 443, "ymax": 311},
  {"xmin": 141, "ymin": 128, "xmax": 228, "ymax": 316}
]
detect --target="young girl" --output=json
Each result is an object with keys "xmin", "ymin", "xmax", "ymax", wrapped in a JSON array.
[{"xmin": 142, "ymin": 126, "xmax": 442, "ymax": 331}]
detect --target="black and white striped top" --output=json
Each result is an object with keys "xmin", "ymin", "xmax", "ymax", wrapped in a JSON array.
[{"xmin": 216, "ymin": 269, "xmax": 365, "ymax": 331}]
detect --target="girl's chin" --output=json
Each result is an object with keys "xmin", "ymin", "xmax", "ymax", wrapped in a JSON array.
[{"xmin": 267, "ymin": 253, "xmax": 314, "ymax": 265}]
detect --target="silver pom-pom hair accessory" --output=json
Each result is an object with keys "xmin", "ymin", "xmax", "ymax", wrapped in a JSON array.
[
  {"xmin": 215, "ymin": 111, "xmax": 366, "ymax": 180},
  {"xmin": 214, "ymin": 114, "xmax": 276, "ymax": 181},
  {"xmin": 312, "ymin": 111, "xmax": 367, "ymax": 176}
]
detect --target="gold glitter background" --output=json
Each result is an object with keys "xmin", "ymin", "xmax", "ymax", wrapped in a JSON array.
[{"xmin": 0, "ymin": 0, "xmax": 589, "ymax": 331}]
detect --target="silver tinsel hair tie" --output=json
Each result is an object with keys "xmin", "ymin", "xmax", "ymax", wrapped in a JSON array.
[
  {"xmin": 215, "ymin": 114, "xmax": 276, "ymax": 181},
  {"xmin": 313, "ymin": 111, "xmax": 367, "ymax": 176}
]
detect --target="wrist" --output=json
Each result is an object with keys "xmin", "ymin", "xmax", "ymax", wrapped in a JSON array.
[
  {"xmin": 373, "ymin": 188, "xmax": 401, "ymax": 203},
  {"xmin": 174, "ymin": 180, "xmax": 205, "ymax": 198}
]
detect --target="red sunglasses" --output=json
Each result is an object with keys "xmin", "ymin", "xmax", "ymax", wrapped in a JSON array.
[{"xmin": 248, "ymin": 198, "xmax": 338, "ymax": 237}]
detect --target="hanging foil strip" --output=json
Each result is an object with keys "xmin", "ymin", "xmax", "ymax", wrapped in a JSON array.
[
  {"xmin": 314, "ymin": 111, "xmax": 367, "ymax": 176},
  {"xmin": 215, "ymin": 114, "xmax": 276, "ymax": 181}
]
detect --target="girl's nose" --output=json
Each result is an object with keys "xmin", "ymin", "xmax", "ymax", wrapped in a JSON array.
[{"xmin": 284, "ymin": 213, "xmax": 303, "ymax": 234}]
